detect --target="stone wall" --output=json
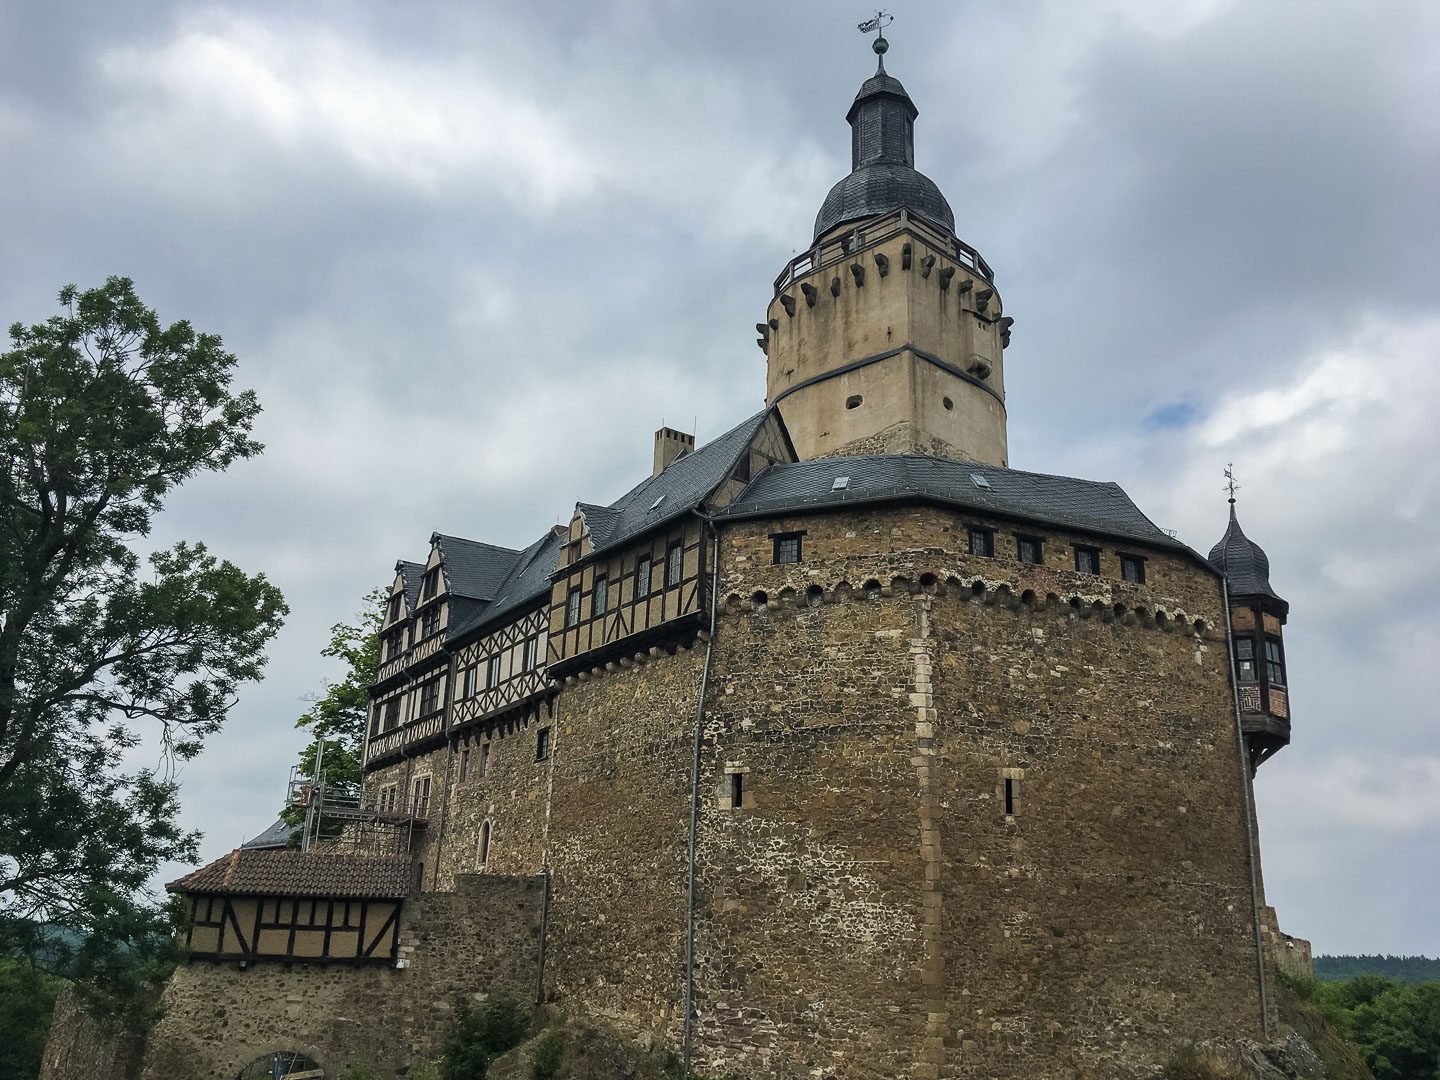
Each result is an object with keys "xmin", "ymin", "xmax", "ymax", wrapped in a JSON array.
[
  {"xmin": 40, "ymin": 984, "xmax": 145, "ymax": 1080},
  {"xmin": 136, "ymin": 873, "xmax": 544, "ymax": 1080}
]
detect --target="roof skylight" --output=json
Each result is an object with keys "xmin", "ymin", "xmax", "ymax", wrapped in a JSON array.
[
  {"xmin": 831, "ymin": 476, "xmax": 850, "ymax": 491},
  {"xmin": 970, "ymin": 474, "xmax": 991, "ymax": 489}
]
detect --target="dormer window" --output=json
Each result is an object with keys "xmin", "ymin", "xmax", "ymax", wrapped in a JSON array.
[
  {"xmin": 421, "ymin": 568, "xmax": 440, "ymax": 601},
  {"xmin": 387, "ymin": 593, "xmax": 402, "ymax": 623}
]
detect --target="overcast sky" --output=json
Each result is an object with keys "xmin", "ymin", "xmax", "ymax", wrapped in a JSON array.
[{"xmin": 2, "ymin": 0, "xmax": 1437, "ymax": 956}]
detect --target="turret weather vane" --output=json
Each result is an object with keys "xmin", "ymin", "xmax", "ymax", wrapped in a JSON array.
[
  {"xmin": 858, "ymin": 10, "xmax": 893, "ymax": 66},
  {"xmin": 1224, "ymin": 463, "xmax": 1241, "ymax": 505}
]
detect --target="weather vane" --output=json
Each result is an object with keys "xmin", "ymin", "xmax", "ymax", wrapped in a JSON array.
[
  {"xmin": 1224, "ymin": 463, "xmax": 1240, "ymax": 505},
  {"xmin": 858, "ymin": 10, "xmax": 893, "ymax": 67}
]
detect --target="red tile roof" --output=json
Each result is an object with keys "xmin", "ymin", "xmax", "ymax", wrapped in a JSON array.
[{"xmin": 166, "ymin": 848, "xmax": 414, "ymax": 899}]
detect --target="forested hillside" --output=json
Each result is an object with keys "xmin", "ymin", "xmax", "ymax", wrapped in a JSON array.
[{"xmin": 1316, "ymin": 956, "xmax": 1440, "ymax": 985}]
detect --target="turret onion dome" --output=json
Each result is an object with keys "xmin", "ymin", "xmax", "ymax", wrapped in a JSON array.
[
  {"xmin": 813, "ymin": 66, "xmax": 955, "ymax": 240},
  {"xmin": 1209, "ymin": 503, "xmax": 1287, "ymax": 611}
]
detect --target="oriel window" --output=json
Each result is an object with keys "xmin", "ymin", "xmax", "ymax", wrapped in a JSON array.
[
  {"xmin": 1017, "ymin": 536, "xmax": 1044, "ymax": 565},
  {"xmin": 636, "ymin": 556, "xmax": 652, "ymax": 598},
  {"xmin": 772, "ymin": 533, "xmax": 803, "ymax": 565},
  {"xmin": 1265, "ymin": 637, "xmax": 1286, "ymax": 686},
  {"xmin": 1120, "ymin": 554, "xmax": 1146, "ymax": 584},
  {"xmin": 1074, "ymin": 546, "xmax": 1101, "ymax": 575},
  {"xmin": 968, "ymin": 527, "xmax": 995, "ymax": 558},
  {"xmin": 1234, "ymin": 637, "xmax": 1257, "ymax": 682},
  {"xmin": 594, "ymin": 575, "xmax": 609, "ymax": 615}
]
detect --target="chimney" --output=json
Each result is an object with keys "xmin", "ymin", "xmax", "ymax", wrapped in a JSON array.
[{"xmin": 653, "ymin": 426, "xmax": 695, "ymax": 477}]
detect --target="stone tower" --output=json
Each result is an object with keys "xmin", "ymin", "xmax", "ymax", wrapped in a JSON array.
[
  {"xmin": 1211, "ymin": 498, "xmax": 1293, "ymax": 770},
  {"xmin": 762, "ymin": 45, "xmax": 1012, "ymax": 465}
]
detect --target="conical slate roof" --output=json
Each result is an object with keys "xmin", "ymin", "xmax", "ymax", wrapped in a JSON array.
[{"xmin": 1208, "ymin": 503, "xmax": 1285, "ymax": 606}]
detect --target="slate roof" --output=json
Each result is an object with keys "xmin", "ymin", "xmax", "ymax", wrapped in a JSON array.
[
  {"xmin": 434, "ymin": 535, "xmax": 522, "ymax": 601},
  {"xmin": 580, "ymin": 410, "xmax": 770, "ymax": 561},
  {"xmin": 167, "ymin": 848, "xmax": 413, "ymax": 899},
  {"xmin": 1208, "ymin": 504, "xmax": 1285, "ymax": 606},
  {"xmin": 447, "ymin": 527, "xmax": 566, "ymax": 643},
  {"xmin": 240, "ymin": 819, "xmax": 298, "ymax": 850},
  {"xmin": 815, "ymin": 63, "xmax": 955, "ymax": 239},
  {"xmin": 397, "ymin": 561, "xmax": 424, "ymax": 612},
  {"xmin": 717, "ymin": 454, "xmax": 1194, "ymax": 556}
]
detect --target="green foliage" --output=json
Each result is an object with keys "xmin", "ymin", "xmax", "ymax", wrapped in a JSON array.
[
  {"xmin": 337, "ymin": 1063, "xmax": 379, "ymax": 1080},
  {"xmin": 0, "ymin": 957, "xmax": 62, "ymax": 1080},
  {"xmin": 531, "ymin": 1032, "xmax": 565, "ymax": 1079},
  {"xmin": 284, "ymin": 587, "xmax": 386, "ymax": 832},
  {"xmin": 441, "ymin": 992, "xmax": 532, "ymax": 1080},
  {"xmin": 1285, "ymin": 970, "xmax": 1440, "ymax": 1080},
  {"xmin": 1316, "ymin": 955, "xmax": 1440, "ymax": 987},
  {"xmin": 0, "ymin": 278, "xmax": 285, "ymax": 1012},
  {"xmin": 409, "ymin": 1061, "xmax": 443, "ymax": 1080}
]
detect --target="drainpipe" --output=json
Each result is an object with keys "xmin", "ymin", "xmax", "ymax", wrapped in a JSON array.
[
  {"xmin": 1220, "ymin": 575, "xmax": 1272, "ymax": 1039},
  {"xmin": 682, "ymin": 515, "xmax": 721, "ymax": 1078}
]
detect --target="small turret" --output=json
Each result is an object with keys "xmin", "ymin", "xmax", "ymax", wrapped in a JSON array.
[{"xmin": 1210, "ymin": 496, "xmax": 1291, "ymax": 770}]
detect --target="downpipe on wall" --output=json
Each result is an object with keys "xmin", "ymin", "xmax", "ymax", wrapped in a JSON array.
[{"xmin": 682, "ymin": 515, "xmax": 721, "ymax": 1078}]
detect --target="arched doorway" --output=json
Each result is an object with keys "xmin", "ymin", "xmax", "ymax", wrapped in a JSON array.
[{"xmin": 236, "ymin": 1050, "xmax": 325, "ymax": 1079}]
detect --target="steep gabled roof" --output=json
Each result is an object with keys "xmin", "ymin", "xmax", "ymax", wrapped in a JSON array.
[
  {"xmin": 447, "ymin": 527, "xmax": 566, "ymax": 643},
  {"xmin": 241, "ymin": 819, "xmax": 298, "ymax": 850},
  {"xmin": 397, "ymin": 560, "xmax": 425, "ymax": 611},
  {"xmin": 167, "ymin": 849, "xmax": 413, "ymax": 899},
  {"xmin": 433, "ymin": 535, "xmax": 522, "ymax": 601},
  {"xmin": 717, "ymin": 454, "xmax": 1192, "ymax": 555},
  {"xmin": 580, "ymin": 410, "xmax": 770, "ymax": 560}
]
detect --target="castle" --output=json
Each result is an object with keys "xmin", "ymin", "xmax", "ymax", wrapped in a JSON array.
[{"xmin": 118, "ymin": 35, "xmax": 1304, "ymax": 1080}]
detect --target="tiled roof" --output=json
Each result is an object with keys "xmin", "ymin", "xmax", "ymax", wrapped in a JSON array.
[
  {"xmin": 167, "ymin": 848, "xmax": 414, "ymax": 899},
  {"xmin": 717, "ymin": 454, "xmax": 1194, "ymax": 556},
  {"xmin": 1208, "ymin": 505, "xmax": 1286, "ymax": 607},
  {"xmin": 435, "ymin": 535, "xmax": 522, "ymax": 601},
  {"xmin": 585, "ymin": 410, "xmax": 769, "ymax": 559},
  {"xmin": 240, "ymin": 819, "xmax": 297, "ymax": 850},
  {"xmin": 447, "ymin": 528, "xmax": 566, "ymax": 643}
]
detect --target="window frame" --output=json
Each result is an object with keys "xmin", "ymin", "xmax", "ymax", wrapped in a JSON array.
[
  {"xmin": 1264, "ymin": 636, "xmax": 1286, "ymax": 687},
  {"xmin": 1234, "ymin": 636, "xmax": 1258, "ymax": 682},
  {"xmin": 636, "ymin": 555, "xmax": 652, "ymax": 599},
  {"xmin": 1016, "ymin": 534, "xmax": 1044, "ymax": 565},
  {"xmin": 522, "ymin": 635, "xmax": 538, "ymax": 671},
  {"xmin": 593, "ymin": 575, "xmax": 609, "ymax": 616},
  {"xmin": 967, "ymin": 525, "xmax": 995, "ymax": 558},
  {"xmin": 486, "ymin": 653, "xmax": 502, "ymax": 689},
  {"xmin": 771, "ymin": 532, "xmax": 804, "ymax": 565},
  {"xmin": 666, "ymin": 541, "xmax": 684, "ymax": 587},
  {"xmin": 421, "ymin": 605, "xmax": 441, "ymax": 639},
  {"xmin": 565, "ymin": 586, "xmax": 581, "ymax": 627},
  {"xmin": 1119, "ymin": 553, "xmax": 1147, "ymax": 584},
  {"xmin": 536, "ymin": 726, "xmax": 551, "ymax": 761},
  {"xmin": 1073, "ymin": 545, "xmax": 1101, "ymax": 575}
]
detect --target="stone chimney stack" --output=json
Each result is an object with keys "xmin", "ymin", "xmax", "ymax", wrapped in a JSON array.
[{"xmin": 653, "ymin": 426, "xmax": 695, "ymax": 477}]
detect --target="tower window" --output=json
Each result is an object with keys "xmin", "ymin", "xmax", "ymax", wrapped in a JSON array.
[
  {"xmin": 1265, "ymin": 637, "xmax": 1286, "ymax": 686},
  {"xmin": 536, "ymin": 726, "xmax": 551, "ymax": 761},
  {"xmin": 1017, "ymin": 535, "xmax": 1044, "ymax": 565},
  {"xmin": 1235, "ymin": 637, "xmax": 1257, "ymax": 682},
  {"xmin": 731, "ymin": 772, "xmax": 744, "ymax": 809},
  {"xmin": 480, "ymin": 742, "xmax": 491, "ymax": 777},
  {"xmin": 1120, "ymin": 554, "xmax": 1146, "ymax": 584},
  {"xmin": 943, "ymin": 396, "xmax": 955, "ymax": 411},
  {"xmin": 636, "ymin": 556, "xmax": 652, "ymax": 598},
  {"xmin": 459, "ymin": 747, "xmax": 470, "ymax": 782},
  {"xmin": 845, "ymin": 394, "xmax": 863, "ymax": 409},
  {"xmin": 565, "ymin": 586, "xmax": 581, "ymax": 627},
  {"xmin": 1074, "ymin": 546, "xmax": 1101, "ymax": 575},
  {"xmin": 772, "ymin": 532, "xmax": 803, "ymax": 565},
  {"xmin": 968, "ymin": 527, "xmax": 995, "ymax": 558},
  {"xmin": 667, "ymin": 542, "xmax": 685, "ymax": 586},
  {"xmin": 479, "ymin": 821, "xmax": 491, "ymax": 867},
  {"xmin": 594, "ymin": 575, "xmax": 609, "ymax": 615},
  {"xmin": 1004, "ymin": 778, "xmax": 1016, "ymax": 816}
]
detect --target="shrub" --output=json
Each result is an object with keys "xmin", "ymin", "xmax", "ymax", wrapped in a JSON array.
[
  {"xmin": 1158, "ymin": 1043, "xmax": 1243, "ymax": 1080},
  {"xmin": 531, "ymin": 1032, "xmax": 564, "ymax": 1079},
  {"xmin": 440, "ymin": 992, "xmax": 531, "ymax": 1080}
]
